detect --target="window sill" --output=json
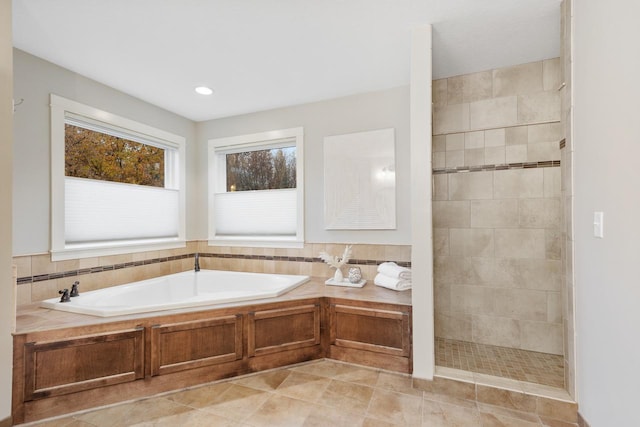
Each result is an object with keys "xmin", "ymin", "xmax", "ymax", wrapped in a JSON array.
[
  {"xmin": 208, "ymin": 237, "xmax": 304, "ymax": 249},
  {"xmin": 51, "ymin": 238, "xmax": 186, "ymax": 261}
]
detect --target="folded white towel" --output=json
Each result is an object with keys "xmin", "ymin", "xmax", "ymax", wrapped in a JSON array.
[
  {"xmin": 377, "ymin": 262, "xmax": 412, "ymax": 280},
  {"xmin": 374, "ymin": 273, "xmax": 411, "ymax": 291}
]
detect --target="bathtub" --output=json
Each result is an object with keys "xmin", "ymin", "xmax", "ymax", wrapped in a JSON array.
[{"xmin": 40, "ymin": 269, "xmax": 310, "ymax": 317}]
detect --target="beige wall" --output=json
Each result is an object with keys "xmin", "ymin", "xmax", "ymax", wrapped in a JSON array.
[
  {"xmin": 0, "ymin": 0, "xmax": 14, "ymax": 421},
  {"xmin": 432, "ymin": 59, "xmax": 564, "ymax": 354}
]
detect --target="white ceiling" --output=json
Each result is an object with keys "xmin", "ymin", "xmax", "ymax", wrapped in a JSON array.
[{"xmin": 12, "ymin": 0, "xmax": 561, "ymax": 122}]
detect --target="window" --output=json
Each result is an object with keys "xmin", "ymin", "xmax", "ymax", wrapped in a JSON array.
[
  {"xmin": 208, "ymin": 127, "xmax": 304, "ymax": 247},
  {"xmin": 50, "ymin": 94, "xmax": 186, "ymax": 260}
]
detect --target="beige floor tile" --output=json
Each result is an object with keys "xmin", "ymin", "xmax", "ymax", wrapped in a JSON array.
[
  {"xmin": 477, "ymin": 403, "xmax": 540, "ymax": 423},
  {"xmin": 333, "ymin": 365, "xmax": 380, "ymax": 386},
  {"xmin": 232, "ymin": 368, "xmax": 292, "ymax": 391},
  {"xmin": 423, "ymin": 390, "xmax": 477, "ymax": 409},
  {"xmin": 29, "ymin": 418, "xmax": 96, "ymax": 427},
  {"xmin": 362, "ymin": 417, "xmax": 400, "ymax": 427},
  {"xmin": 376, "ymin": 371, "xmax": 423, "ymax": 397},
  {"xmin": 439, "ymin": 401, "xmax": 482, "ymax": 426},
  {"xmin": 131, "ymin": 408, "xmax": 241, "ymax": 426},
  {"xmin": 245, "ymin": 394, "xmax": 315, "ymax": 427},
  {"xmin": 199, "ymin": 384, "xmax": 271, "ymax": 421},
  {"xmin": 275, "ymin": 371, "xmax": 332, "ymax": 403},
  {"xmin": 76, "ymin": 397, "xmax": 191, "ymax": 427},
  {"xmin": 165, "ymin": 382, "xmax": 233, "ymax": 408},
  {"xmin": 367, "ymin": 388, "xmax": 423, "ymax": 425},
  {"xmin": 480, "ymin": 412, "xmax": 541, "ymax": 427},
  {"xmin": 317, "ymin": 379, "xmax": 374, "ymax": 414},
  {"xmin": 303, "ymin": 405, "xmax": 365, "ymax": 427},
  {"xmin": 421, "ymin": 399, "xmax": 449, "ymax": 427},
  {"xmin": 292, "ymin": 360, "xmax": 354, "ymax": 378}
]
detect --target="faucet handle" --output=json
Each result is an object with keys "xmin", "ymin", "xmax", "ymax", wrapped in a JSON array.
[
  {"xmin": 70, "ymin": 281, "xmax": 79, "ymax": 297},
  {"xmin": 58, "ymin": 289, "xmax": 71, "ymax": 303}
]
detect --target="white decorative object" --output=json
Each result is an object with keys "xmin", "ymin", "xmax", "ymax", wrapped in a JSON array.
[
  {"xmin": 323, "ymin": 128, "xmax": 396, "ymax": 229},
  {"xmin": 319, "ymin": 245, "xmax": 352, "ymax": 282}
]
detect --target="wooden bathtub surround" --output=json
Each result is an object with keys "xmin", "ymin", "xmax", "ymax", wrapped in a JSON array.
[{"xmin": 13, "ymin": 279, "xmax": 411, "ymax": 424}]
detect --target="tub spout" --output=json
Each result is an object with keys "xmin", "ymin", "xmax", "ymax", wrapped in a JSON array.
[{"xmin": 194, "ymin": 253, "xmax": 200, "ymax": 272}]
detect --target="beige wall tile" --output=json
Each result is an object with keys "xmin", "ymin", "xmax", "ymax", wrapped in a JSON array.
[
  {"xmin": 517, "ymin": 91, "xmax": 561, "ymax": 124},
  {"xmin": 31, "ymin": 254, "xmax": 56, "ymax": 276},
  {"xmin": 433, "ymin": 151, "xmax": 445, "ymax": 168},
  {"xmin": 434, "ymin": 256, "xmax": 472, "ymax": 284},
  {"xmin": 16, "ymin": 283, "xmax": 32, "ymax": 305},
  {"xmin": 469, "ymin": 96, "xmax": 518, "ymax": 130},
  {"xmin": 13, "ymin": 256, "xmax": 31, "ymax": 278},
  {"xmin": 464, "ymin": 148, "xmax": 484, "ymax": 166},
  {"xmin": 493, "ymin": 61, "xmax": 543, "ymax": 97},
  {"xmin": 484, "ymin": 146, "xmax": 506, "ymax": 165},
  {"xmin": 472, "ymin": 315, "xmax": 521, "ymax": 348},
  {"xmin": 435, "ymin": 313, "xmax": 473, "ymax": 342},
  {"xmin": 449, "ymin": 228, "xmax": 494, "ymax": 258},
  {"xmin": 448, "ymin": 171, "xmax": 493, "ymax": 200},
  {"xmin": 433, "ymin": 201, "xmax": 470, "ymax": 228},
  {"xmin": 505, "ymin": 126, "xmax": 528, "ymax": 146},
  {"xmin": 484, "ymin": 128, "xmax": 506, "ymax": 147},
  {"xmin": 463, "ymin": 71, "xmax": 493, "ymax": 103},
  {"xmin": 433, "ymin": 78, "xmax": 447, "ymax": 107},
  {"xmin": 384, "ymin": 245, "xmax": 411, "ymax": 262},
  {"xmin": 434, "ymin": 103, "xmax": 470, "ymax": 134},
  {"xmin": 528, "ymin": 122, "xmax": 563, "ymax": 143},
  {"xmin": 433, "ymin": 174, "xmax": 448, "ymax": 201},
  {"xmin": 527, "ymin": 141, "xmax": 561, "ymax": 162},
  {"xmin": 433, "ymin": 135, "xmax": 446, "ymax": 152},
  {"xmin": 520, "ymin": 321, "xmax": 563, "ymax": 355},
  {"xmin": 451, "ymin": 285, "xmax": 496, "ymax": 315},
  {"xmin": 543, "ymin": 58, "xmax": 562, "ymax": 92},
  {"xmin": 494, "ymin": 169, "xmax": 544, "ymax": 199},
  {"xmin": 493, "ymin": 288, "xmax": 548, "ymax": 321},
  {"xmin": 434, "ymin": 283, "xmax": 451, "ymax": 313},
  {"xmin": 433, "ymin": 228, "xmax": 450, "ymax": 257},
  {"xmin": 464, "ymin": 131, "xmax": 484, "ymax": 149},
  {"xmin": 505, "ymin": 145, "xmax": 527, "ymax": 163},
  {"xmin": 547, "ymin": 291, "xmax": 562, "ymax": 323},
  {"xmin": 518, "ymin": 198, "xmax": 561, "ymax": 229},
  {"xmin": 494, "ymin": 258, "xmax": 562, "ymax": 291},
  {"xmin": 447, "ymin": 75, "xmax": 463, "ymax": 104},
  {"xmin": 31, "ymin": 279, "xmax": 61, "ymax": 301},
  {"xmin": 445, "ymin": 150, "xmax": 464, "ymax": 168},
  {"xmin": 494, "ymin": 229, "xmax": 546, "ymax": 259},
  {"xmin": 446, "ymin": 133, "xmax": 465, "ymax": 151},
  {"xmin": 546, "ymin": 229, "xmax": 561, "ymax": 260},
  {"xmin": 471, "ymin": 200, "xmax": 519, "ymax": 228},
  {"xmin": 544, "ymin": 167, "xmax": 562, "ymax": 198}
]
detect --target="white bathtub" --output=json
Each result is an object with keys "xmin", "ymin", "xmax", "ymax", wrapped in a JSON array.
[{"xmin": 40, "ymin": 269, "xmax": 310, "ymax": 317}]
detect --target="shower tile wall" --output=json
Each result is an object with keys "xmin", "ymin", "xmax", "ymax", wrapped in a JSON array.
[{"xmin": 433, "ymin": 59, "xmax": 564, "ymax": 355}]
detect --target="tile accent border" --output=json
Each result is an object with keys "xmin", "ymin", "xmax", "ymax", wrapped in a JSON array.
[
  {"xmin": 433, "ymin": 160, "xmax": 561, "ymax": 175},
  {"xmin": 559, "ymin": 138, "xmax": 566, "ymax": 149},
  {"xmin": 16, "ymin": 253, "xmax": 411, "ymax": 285}
]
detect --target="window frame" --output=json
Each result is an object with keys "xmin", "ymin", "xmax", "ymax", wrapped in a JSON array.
[
  {"xmin": 208, "ymin": 127, "xmax": 304, "ymax": 248},
  {"xmin": 50, "ymin": 94, "xmax": 186, "ymax": 261}
]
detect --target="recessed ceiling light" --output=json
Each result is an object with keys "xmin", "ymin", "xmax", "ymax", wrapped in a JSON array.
[{"xmin": 195, "ymin": 86, "xmax": 213, "ymax": 95}]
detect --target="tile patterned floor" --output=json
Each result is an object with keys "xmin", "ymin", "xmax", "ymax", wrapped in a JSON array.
[
  {"xmin": 435, "ymin": 337, "xmax": 565, "ymax": 388},
  {"xmin": 22, "ymin": 360, "xmax": 576, "ymax": 427}
]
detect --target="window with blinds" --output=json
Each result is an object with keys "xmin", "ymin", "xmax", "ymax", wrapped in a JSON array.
[
  {"xmin": 50, "ymin": 95, "xmax": 186, "ymax": 260},
  {"xmin": 208, "ymin": 128, "xmax": 304, "ymax": 247}
]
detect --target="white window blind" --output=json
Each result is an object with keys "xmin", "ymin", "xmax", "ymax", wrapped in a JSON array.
[
  {"xmin": 65, "ymin": 177, "xmax": 179, "ymax": 245},
  {"xmin": 214, "ymin": 188, "xmax": 296, "ymax": 236}
]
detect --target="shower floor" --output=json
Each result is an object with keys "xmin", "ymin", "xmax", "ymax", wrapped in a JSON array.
[{"xmin": 435, "ymin": 337, "xmax": 565, "ymax": 388}]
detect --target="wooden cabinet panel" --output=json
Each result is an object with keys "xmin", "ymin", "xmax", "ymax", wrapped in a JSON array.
[
  {"xmin": 151, "ymin": 315, "xmax": 242, "ymax": 376},
  {"xmin": 248, "ymin": 304, "xmax": 320, "ymax": 357},
  {"xmin": 330, "ymin": 304, "xmax": 410, "ymax": 357},
  {"xmin": 23, "ymin": 328, "xmax": 144, "ymax": 401}
]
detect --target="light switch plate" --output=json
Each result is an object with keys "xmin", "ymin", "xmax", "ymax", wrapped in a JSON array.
[{"xmin": 593, "ymin": 211, "xmax": 604, "ymax": 238}]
